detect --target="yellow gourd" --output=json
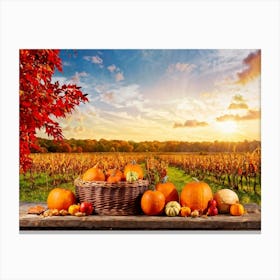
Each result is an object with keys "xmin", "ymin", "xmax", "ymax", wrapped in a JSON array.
[
  {"xmin": 126, "ymin": 171, "xmax": 139, "ymax": 183},
  {"xmin": 165, "ymin": 201, "xmax": 181, "ymax": 217}
]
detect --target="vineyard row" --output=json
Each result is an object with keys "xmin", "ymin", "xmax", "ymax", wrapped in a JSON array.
[{"xmin": 23, "ymin": 152, "xmax": 261, "ymax": 195}]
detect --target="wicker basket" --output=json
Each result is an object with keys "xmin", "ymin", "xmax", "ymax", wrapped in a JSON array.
[{"xmin": 74, "ymin": 177, "xmax": 149, "ymax": 215}]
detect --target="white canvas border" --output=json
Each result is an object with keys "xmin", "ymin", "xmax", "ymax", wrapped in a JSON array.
[{"xmin": 1, "ymin": 1, "xmax": 279, "ymax": 280}]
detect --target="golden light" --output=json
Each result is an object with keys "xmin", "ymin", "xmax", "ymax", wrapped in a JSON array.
[{"xmin": 217, "ymin": 121, "xmax": 237, "ymax": 134}]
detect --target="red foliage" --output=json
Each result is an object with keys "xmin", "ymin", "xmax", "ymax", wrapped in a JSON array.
[{"xmin": 20, "ymin": 50, "xmax": 88, "ymax": 172}]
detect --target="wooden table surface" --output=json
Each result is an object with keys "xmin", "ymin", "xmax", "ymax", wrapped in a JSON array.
[{"xmin": 19, "ymin": 202, "xmax": 261, "ymax": 231}]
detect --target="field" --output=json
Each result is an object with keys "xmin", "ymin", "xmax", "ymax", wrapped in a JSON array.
[{"xmin": 20, "ymin": 151, "xmax": 261, "ymax": 205}]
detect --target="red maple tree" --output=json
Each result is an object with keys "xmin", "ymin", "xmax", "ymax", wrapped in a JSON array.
[{"xmin": 20, "ymin": 50, "xmax": 88, "ymax": 172}]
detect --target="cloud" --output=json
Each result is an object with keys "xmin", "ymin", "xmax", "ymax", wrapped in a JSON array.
[
  {"xmin": 228, "ymin": 102, "xmax": 248, "ymax": 110},
  {"xmin": 102, "ymin": 110, "xmax": 136, "ymax": 122},
  {"xmin": 173, "ymin": 119, "xmax": 208, "ymax": 128},
  {"xmin": 197, "ymin": 50, "xmax": 254, "ymax": 79},
  {"xmin": 216, "ymin": 109, "xmax": 260, "ymax": 122},
  {"xmin": 53, "ymin": 73, "xmax": 88, "ymax": 86},
  {"xmin": 227, "ymin": 94, "xmax": 248, "ymax": 110},
  {"xmin": 83, "ymin": 55, "xmax": 103, "ymax": 64},
  {"xmin": 107, "ymin": 64, "xmax": 124, "ymax": 81},
  {"xmin": 85, "ymin": 104, "xmax": 98, "ymax": 117},
  {"xmin": 63, "ymin": 125, "xmax": 71, "ymax": 132},
  {"xmin": 167, "ymin": 63, "xmax": 196, "ymax": 74},
  {"xmin": 83, "ymin": 56, "xmax": 91, "ymax": 62},
  {"xmin": 62, "ymin": 61, "xmax": 71, "ymax": 66},
  {"xmin": 236, "ymin": 50, "xmax": 261, "ymax": 84},
  {"xmin": 232, "ymin": 94, "xmax": 244, "ymax": 102},
  {"xmin": 94, "ymin": 84, "xmax": 109, "ymax": 94},
  {"xmin": 71, "ymin": 71, "xmax": 88, "ymax": 84},
  {"xmin": 115, "ymin": 72, "xmax": 124, "ymax": 82},
  {"xmin": 52, "ymin": 76, "xmax": 68, "ymax": 84},
  {"xmin": 107, "ymin": 64, "xmax": 117, "ymax": 73},
  {"xmin": 99, "ymin": 84, "xmax": 144, "ymax": 109},
  {"xmin": 91, "ymin": 56, "xmax": 103, "ymax": 64},
  {"xmin": 63, "ymin": 125, "xmax": 85, "ymax": 134},
  {"xmin": 100, "ymin": 92, "xmax": 114, "ymax": 103},
  {"xmin": 73, "ymin": 126, "xmax": 85, "ymax": 133}
]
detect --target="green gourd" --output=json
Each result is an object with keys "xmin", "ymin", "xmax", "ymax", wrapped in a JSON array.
[{"xmin": 126, "ymin": 171, "xmax": 139, "ymax": 183}]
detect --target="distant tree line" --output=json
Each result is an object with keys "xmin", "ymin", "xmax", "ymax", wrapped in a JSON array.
[{"xmin": 32, "ymin": 138, "xmax": 261, "ymax": 153}]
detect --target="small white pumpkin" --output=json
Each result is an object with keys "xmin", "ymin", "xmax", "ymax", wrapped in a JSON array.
[
  {"xmin": 165, "ymin": 201, "xmax": 181, "ymax": 217},
  {"xmin": 214, "ymin": 189, "xmax": 239, "ymax": 213},
  {"xmin": 126, "ymin": 171, "xmax": 139, "ymax": 183}
]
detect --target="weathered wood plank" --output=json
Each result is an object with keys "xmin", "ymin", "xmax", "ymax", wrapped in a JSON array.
[{"xmin": 19, "ymin": 202, "xmax": 261, "ymax": 231}]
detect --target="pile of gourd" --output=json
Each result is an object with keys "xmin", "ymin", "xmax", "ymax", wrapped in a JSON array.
[{"xmin": 141, "ymin": 177, "xmax": 245, "ymax": 217}]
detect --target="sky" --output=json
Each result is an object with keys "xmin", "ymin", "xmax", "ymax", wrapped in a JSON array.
[{"xmin": 38, "ymin": 49, "xmax": 261, "ymax": 142}]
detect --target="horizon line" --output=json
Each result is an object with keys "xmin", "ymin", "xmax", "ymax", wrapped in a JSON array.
[{"xmin": 37, "ymin": 137, "xmax": 261, "ymax": 144}]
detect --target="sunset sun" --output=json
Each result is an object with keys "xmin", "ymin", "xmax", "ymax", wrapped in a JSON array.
[{"xmin": 217, "ymin": 121, "xmax": 237, "ymax": 134}]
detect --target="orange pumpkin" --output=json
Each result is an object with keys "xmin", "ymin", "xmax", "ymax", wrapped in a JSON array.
[
  {"xmin": 82, "ymin": 165, "xmax": 105, "ymax": 181},
  {"xmin": 141, "ymin": 190, "xmax": 165, "ymax": 215},
  {"xmin": 155, "ymin": 177, "xmax": 179, "ymax": 204},
  {"xmin": 124, "ymin": 161, "xmax": 143, "ymax": 179},
  {"xmin": 106, "ymin": 169, "xmax": 123, "ymax": 183},
  {"xmin": 230, "ymin": 203, "xmax": 245, "ymax": 216},
  {"xmin": 180, "ymin": 206, "xmax": 192, "ymax": 217},
  {"xmin": 180, "ymin": 180, "xmax": 213, "ymax": 211},
  {"xmin": 106, "ymin": 168, "xmax": 123, "ymax": 178},
  {"xmin": 47, "ymin": 188, "xmax": 76, "ymax": 211}
]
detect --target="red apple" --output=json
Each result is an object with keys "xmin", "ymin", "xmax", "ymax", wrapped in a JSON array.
[
  {"xmin": 80, "ymin": 202, "xmax": 94, "ymax": 215},
  {"xmin": 207, "ymin": 206, "xmax": 218, "ymax": 216},
  {"xmin": 207, "ymin": 199, "xmax": 217, "ymax": 208}
]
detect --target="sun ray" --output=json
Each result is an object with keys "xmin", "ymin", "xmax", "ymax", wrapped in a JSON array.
[{"xmin": 216, "ymin": 121, "xmax": 237, "ymax": 134}]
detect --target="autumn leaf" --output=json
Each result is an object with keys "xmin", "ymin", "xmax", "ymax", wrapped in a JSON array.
[{"xmin": 19, "ymin": 49, "xmax": 89, "ymax": 172}]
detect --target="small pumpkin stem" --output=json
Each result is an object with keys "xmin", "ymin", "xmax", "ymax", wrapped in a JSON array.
[
  {"xmin": 162, "ymin": 175, "xmax": 168, "ymax": 183},
  {"xmin": 94, "ymin": 162, "xmax": 100, "ymax": 169},
  {"xmin": 192, "ymin": 177, "xmax": 199, "ymax": 182},
  {"xmin": 131, "ymin": 159, "xmax": 136, "ymax": 165}
]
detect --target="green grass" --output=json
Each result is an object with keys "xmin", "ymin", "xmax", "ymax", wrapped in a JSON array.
[
  {"xmin": 167, "ymin": 166, "xmax": 193, "ymax": 193},
  {"xmin": 20, "ymin": 167, "xmax": 261, "ymax": 205},
  {"xmin": 201, "ymin": 176, "xmax": 261, "ymax": 205},
  {"xmin": 166, "ymin": 166, "xmax": 261, "ymax": 205},
  {"xmin": 20, "ymin": 173, "xmax": 74, "ymax": 202}
]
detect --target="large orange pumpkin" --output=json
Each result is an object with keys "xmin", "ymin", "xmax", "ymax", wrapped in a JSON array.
[
  {"xmin": 47, "ymin": 188, "xmax": 76, "ymax": 210},
  {"xmin": 141, "ymin": 190, "xmax": 165, "ymax": 215},
  {"xmin": 124, "ymin": 161, "xmax": 143, "ymax": 179},
  {"xmin": 155, "ymin": 178, "xmax": 179, "ymax": 204},
  {"xmin": 180, "ymin": 181, "xmax": 213, "ymax": 211},
  {"xmin": 82, "ymin": 166, "xmax": 105, "ymax": 181}
]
